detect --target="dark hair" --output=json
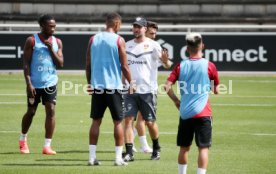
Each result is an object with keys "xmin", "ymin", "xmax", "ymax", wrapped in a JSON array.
[
  {"xmin": 186, "ymin": 36, "xmax": 202, "ymax": 48},
  {"xmin": 38, "ymin": 14, "xmax": 54, "ymax": 27},
  {"xmin": 147, "ymin": 21, "xmax": 158, "ymax": 30},
  {"xmin": 106, "ymin": 12, "xmax": 121, "ymax": 25}
]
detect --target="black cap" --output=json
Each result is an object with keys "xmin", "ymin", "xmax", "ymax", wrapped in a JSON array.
[{"xmin": 133, "ymin": 17, "xmax": 147, "ymax": 27}]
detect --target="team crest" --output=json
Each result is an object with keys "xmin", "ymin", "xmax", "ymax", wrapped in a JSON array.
[{"xmin": 144, "ymin": 44, "xmax": 149, "ymax": 50}]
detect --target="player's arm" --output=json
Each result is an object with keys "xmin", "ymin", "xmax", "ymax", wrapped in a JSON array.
[
  {"xmin": 164, "ymin": 63, "xmax": 180, "ymax": 109},
  {"xmin": 23, "ymin": 36, "xmax": 36, "ymax": 98},
  {"xmin": 44, "ymin": 38, "xmax": 64, "ymax": 67},
  {"xmin": 154, "ymin": 42, "xmax": 172, "ymax": 69},
  {"xmin": 208, "ymin": 62, "xmax": 220, "ymax": 94},
  {"xmin": 164, "ymin": 80, "xmax": 180, "ymax": 110},
  {"xmin": 85, "ymin": 38, "xmax": 93, "ymax": 94},
  {"xmin": 85, "ymin": 40, "xmax": 91, "ymax": 85},
  {"xmin": 118, "ymin": 37, "xmax": 134, "ymax": 91}
]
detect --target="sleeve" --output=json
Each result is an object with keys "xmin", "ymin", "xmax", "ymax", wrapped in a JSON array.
[
  {"xmin": 167, "ymin": 63, "xmax": 180, "ymax": 84},
  {"xmin": 208, "ymin": 61, "xmax": 220, "ymax": 86}
]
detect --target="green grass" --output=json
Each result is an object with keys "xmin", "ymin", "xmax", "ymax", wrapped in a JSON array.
[{"xmin": 0, "ymin": 73, "xmax": 276, "ymax": 174}]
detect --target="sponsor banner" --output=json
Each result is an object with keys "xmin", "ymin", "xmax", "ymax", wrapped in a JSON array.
[{"xmin": 0, "ymin": 33, "xmax": 275, "ymax": 71}]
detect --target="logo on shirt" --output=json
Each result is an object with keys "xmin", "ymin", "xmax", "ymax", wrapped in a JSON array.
[
  {"xmin": 128, "ymin": 60, "xmax": 147, "ymax": 65},
  {"xmin": 144, "ymin": 44, "xmax": 149, "ymax": 50}
]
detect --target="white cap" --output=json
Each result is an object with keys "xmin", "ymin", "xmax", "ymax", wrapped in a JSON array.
[{"xmin": 185, "ymin": 32, "xmax": 202, "ymax": 43}]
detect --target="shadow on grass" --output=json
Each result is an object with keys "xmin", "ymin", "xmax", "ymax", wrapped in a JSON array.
[
  {"xmin": 0, "ymin": 152, "xmax": 19, "ymax": 155},
  {"xmin": 0, "ymin": 150, "xmax": 114, "ymax": 155},
  {"xmin": 2, "ymin": 163, "xmax": 88, "ymax": 167},
  {"xmin": 57, "ymin": 150, "xmax": 114, "ymax": 154}
]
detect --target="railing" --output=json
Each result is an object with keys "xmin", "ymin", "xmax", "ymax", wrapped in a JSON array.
[{"xmin": 1, "ymin": 24, "xmax": 276, "ymax": 33}]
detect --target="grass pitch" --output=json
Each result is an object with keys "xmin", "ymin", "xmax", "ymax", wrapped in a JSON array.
[{"xmin": 0, "ymin": 73, "xmax": 276, "ymax": 174}]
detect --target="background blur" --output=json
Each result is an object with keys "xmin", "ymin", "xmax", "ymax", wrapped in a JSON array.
[{"xmin": 1, "ymin": 0, "xmax": 276, "ymax": 71}]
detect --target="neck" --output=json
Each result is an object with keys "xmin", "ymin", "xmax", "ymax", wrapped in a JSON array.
[
  {"xmin": 40, "ymin": 32, "xmax": 51, "ymax": 39},
  {"xmin": 106, "ymin": 27, "xmax": 115, "ymax": 33},
  {"xmin": 189, "ymin": 52, "xmax": 202, "ymax": 58}
]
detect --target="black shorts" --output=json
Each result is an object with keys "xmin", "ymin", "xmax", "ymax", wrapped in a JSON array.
[
  {"xmin": 27, "ymin": 85, "xmax": 57, "ymax": 107},
  {"xmin": 90, "ymin": 89, "xmax": 124, "ymax": 121},
  {"xmin": 177, "ymin": 117, "xmax": 212, "ymax": 148},
  {"xmin": 124, "ymin": 93, "xmax": 157, "ymax": 122}
]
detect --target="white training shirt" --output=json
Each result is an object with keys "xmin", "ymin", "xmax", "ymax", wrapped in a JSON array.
[{"xmin": 126, "ymin": 38, "xmax": 162, "ymax": 94}]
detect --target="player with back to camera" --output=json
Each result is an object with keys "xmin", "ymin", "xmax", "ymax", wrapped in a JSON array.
[
  {"xmin": 86, "ymin": 12, "xmax": 133, "ymax": 166},
  {"xmin": 19, "ymin": 14, "xmax": 64, "ymax": 155},
  {"xmin": 164, "ymin": 32, "xmax": 219, "ymax": 174}
]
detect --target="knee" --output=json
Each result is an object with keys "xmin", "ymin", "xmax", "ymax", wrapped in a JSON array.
[
  {"xmin": 145, "ymin": 121, "xmax": 155, "ymax": 128},
  {"xmin": 92, "ymin": 119, "xmax": 102, "ymax": 126},
  {"xmin": 181, "ymin": 146, "xmax": 190, "ymax": 152},
  {"xmin": 124, "ymin": 118, "xmax": 133, "ymax": 127},
  {"xmin": 26, "ymin": 108, "xmax": 36, "ymax": 117}
]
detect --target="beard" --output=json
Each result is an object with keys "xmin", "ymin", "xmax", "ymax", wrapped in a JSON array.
[{"xmin": 134, "ymin": 32, "xmax": 142, "ymax": 39}]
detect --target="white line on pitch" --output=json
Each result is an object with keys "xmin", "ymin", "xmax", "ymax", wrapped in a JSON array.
[
  {"xmin": 101, "ymin": 131, "xmax": 176, "ymax": 135},
  {"xmin": 213, "ymin": 103, "xmax": 274, "ymax": 107},
  {"xmin": 0, "ymin": 94, "xmax": 25, "ymax": 96},
  {"xmin": 0, "ymin": 130, "xmax": 18, "ymax": 133},
  {"xmin": 251, "ymin": 133, "xmax": 276, "ymax": 136},
  {"xmin": 211, "ymin": 95, "xmax": 276, "ymax": 98},
  {"xmin": 0, "ymin": 102, "xmax": 25, "ymax": 104},
  {"xmin": 233, "ymin": 80, "xmax": 276, "ymax": 83}
]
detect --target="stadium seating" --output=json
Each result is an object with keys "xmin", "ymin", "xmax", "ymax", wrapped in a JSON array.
[{"xmin": 0, "ymin": 0, "xmax": 276, "ymax": 24}]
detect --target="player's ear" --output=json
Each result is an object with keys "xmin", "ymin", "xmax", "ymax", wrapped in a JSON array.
[{"xmin": 201, "ymin": 43, "xmax": 205, "ymax": 50}]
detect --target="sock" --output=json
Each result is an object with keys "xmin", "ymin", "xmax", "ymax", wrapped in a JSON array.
[
  {"xmin": 197, "ymin": 168, "xmax": 206, "ymax": 174},
  {"xmin": 44, "ymin": 138, "xmax": 52, "ymax": 147},
  {"xmin": 115, "ymin": 146, "xmax": 123, "ymax": 160},
  {"xmin": 139, "ymin": 135, "xmax": 150, "ymax": 148},
  {"xmin": 178, "ymin": 164, "xmax": 187, "ymax": 174},
  {"xmin": 125, "ymin": 143, "xmax": 133, "ymax": 155},
  {"xmin": 152, "ymin": 138, "xmax": 161, "ymax": 151},
  {"xmin": 89, "ymin": 145, "xmax": 97, "ymax": 161},
  {"xmin": 19, "ymin": 133, "xmax": 27, "ymax": 141}
]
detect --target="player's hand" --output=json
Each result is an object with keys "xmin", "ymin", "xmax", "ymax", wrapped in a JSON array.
[
  {"xmin": 87, "ymin": 84, "xmax": 94, "ymax": 95},
  {"xmin": 44, "ymin": 40, "xmax": 53, "ymax": 50},
  {"xmin": 160, "ymin": 48, "xmax": 169, "ymax": 63},
  {"xmin": 128, "ymin": 85, "xmax": 136, "ymax": 94},
  {"xmin": 128, "ymin": 81, "xmax": 136, "ymax": 94},
  {"xmin": 27, "ymin": 84, "xmax": 36, "ymax": 98}
]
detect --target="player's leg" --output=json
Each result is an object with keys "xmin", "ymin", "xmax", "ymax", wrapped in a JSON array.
[
  {"xmin": 139, "ymin": 93, "xmax": 160, "ymax": 160},
  {"xmin": 42, "ymin": 86, "xmax": 57, "ymax": 155},
  {"xmin": 108, "ymin": 90, "xmax": 128, "ymax": 166},
  {"xmin": 122, "ymin": 93, "xmax": 138, "ymax": 162},
  {"xmin": 178, "ymin": 146, "xmax": 190, "ymax": 174},
  {"xmin": 88, "ymin": 89, "xmax": 106, "ymax": 166},
  {"xmin": 145, "ymin": 121, "xmax": 160, "ymax": 160},
  {"xmin": 197, "ymin": 147, "xmax": 209, "ymax": 174},
  {"xmin": 19, "ymin": 89, "xmax": 40, "ymax": 154},
  {"xmin": 195, "ymin": 117, "xmax": 212, "ymax": 174},
  {"xmin": 124, "ymin": 116, "xmax": 135, "ymax": 161},
  {"xmin": 135, "ymin": 112, "xmax": 152, "ymax": 153},
  {"xmin": 177, "ymin": 118, "xmax": 194, "ymax": 174}
]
